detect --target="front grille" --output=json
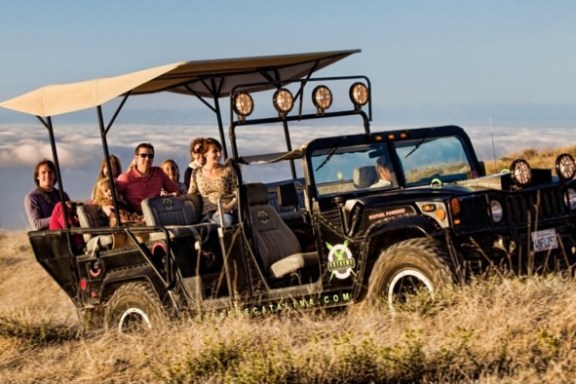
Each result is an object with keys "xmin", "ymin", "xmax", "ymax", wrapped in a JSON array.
[{"xmin": 504, "ymin": 189, "xmax": 566, "ymax": 225}]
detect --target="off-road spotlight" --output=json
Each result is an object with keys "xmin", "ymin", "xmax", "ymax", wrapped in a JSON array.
[
  {"xmin": 510, "ymin": 159, "xmax": 532, "ymax": 187},
  {"xmin": 312, "ymin": 85, "xmax": 333, "ymax": 113},
  {"xmin": 273, "ymin": 88, "xmax": 293, "ymax": 116},
  {"xmin": 349, "ymin": 82, "xmax": 369, "ymax": 108},
  {"xmin": 233, "ymin": 92, "xmax": 254, "ymax": 121},
  {"xmin": 555, "ymin": 153, "xmax": 576, "ymax": 181}
]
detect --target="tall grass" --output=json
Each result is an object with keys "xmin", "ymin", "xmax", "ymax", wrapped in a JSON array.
[{"xmin": 2, "ymin": 147, "xmax": 576, "ymax": 382}]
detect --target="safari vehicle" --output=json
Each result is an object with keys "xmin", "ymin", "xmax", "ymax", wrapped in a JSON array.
[{"xmin": 2, "ymin": 50, "xmax": 576, "ymax": 332}]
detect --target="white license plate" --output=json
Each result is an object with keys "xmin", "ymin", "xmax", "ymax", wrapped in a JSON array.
[{"xmin": 531, "ymin": 229, "xmax": 558, "ymax": 252}]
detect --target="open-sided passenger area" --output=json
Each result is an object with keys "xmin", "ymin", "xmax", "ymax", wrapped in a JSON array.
[
  {"xmin": 245, "ymin": 182, "xmax": 319, "ymax": 286},
  {"xmin": 268, "ymin": 180, "xmax": 317, "ymax": 253},
  {"xmin": 141, "ymin": 194, "xmax": 225, "ymax": 294},
  {"xmin": 6, "ymin": 50, "xmax": 381, "ymax": 328}
]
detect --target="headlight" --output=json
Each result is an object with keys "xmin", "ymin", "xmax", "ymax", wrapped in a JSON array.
[
  {"xmin": 510, "ymin": 159, "xmax": 532, "ymax": 186},
  {"xmin": 566, "ymin": 188, "xmax": 576, "ymax": 211},
  {"xmin": 489, "ymin": 199, "xmax": 503, "ymax": 223},
  {"xmin": 233, "ymin": 92, "xmax": 254, "ymax": 119},
  {"xmin": 312, "ymin": 85, "xmax": 333, "ymax": 113},
  {"xmin": 349, "ymin": 82, "xmax": 369, "ymax": 107},
  {"xmin": 273, "ymin": 88, "xmax": 294, "ymax": 115},
  {"xmin": 555, "ymin": 153, "xmax": 576, "ymax": 181}
]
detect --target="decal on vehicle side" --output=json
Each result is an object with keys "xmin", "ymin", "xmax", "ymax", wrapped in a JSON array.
[
  {"xmin": 326, "ymin": 240, "xmax": 356, "ymax": 280},
  {"xmin": 215, "ymin": 292, "xmax": 353, "ymax": 317}
]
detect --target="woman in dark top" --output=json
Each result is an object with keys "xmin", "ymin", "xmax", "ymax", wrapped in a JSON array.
[{"xmin": 24, "ymin": 159, "xmax": 70, "ymax": 230}]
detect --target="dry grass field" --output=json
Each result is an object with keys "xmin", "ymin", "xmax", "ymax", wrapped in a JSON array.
[{"xmin": 1, "ymin": 146, "xmax": 576, "ymax": 383}]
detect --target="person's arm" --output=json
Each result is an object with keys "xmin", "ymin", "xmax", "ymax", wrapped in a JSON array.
[
  {"xmin": 222, "ymin": 167, "xmax": 238, "ymax": 212},
  {"xmin": 157, "ymin": 168, "xmax": 181, "ymax": 195},
  {"xmin": 187, "ymin": 169, "xmax": 199, "ymax": 195},
  {"xmin": 24, "ymin": 192, "xmax": 50, "ymax": 230}
]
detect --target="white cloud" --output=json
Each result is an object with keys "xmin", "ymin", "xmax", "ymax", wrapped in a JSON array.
[{"xmin": 1, "ymin": 123, "xmax": 573, "ymax": 170}]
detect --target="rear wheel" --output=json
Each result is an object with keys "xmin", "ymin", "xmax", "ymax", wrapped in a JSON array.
[
  {"xmin": 105, "ymin": 282, "xmax": 167, "ymax": 333},
  {"xmin": 367, "ymin": 238, "xmax": 457, "ymax": 311}
]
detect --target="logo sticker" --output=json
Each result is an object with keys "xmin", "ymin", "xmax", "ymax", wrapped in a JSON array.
[
  {"xmin": 257, "ymin": 210, "xmax": 269, "ymax": 223},
  {"xmin": 326, "ymin": 240, "xmax": 356, "ymax": 280}
]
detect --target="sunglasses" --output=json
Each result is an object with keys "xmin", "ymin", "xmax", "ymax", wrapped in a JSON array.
[{"xmin": 138, "ymin": 153, "xmax": 155, "ymax": 159}]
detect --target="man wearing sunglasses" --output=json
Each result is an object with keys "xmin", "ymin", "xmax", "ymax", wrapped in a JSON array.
[{"xmin": 117, "ymin": 143, "xmax": 180, "ymax": 214}]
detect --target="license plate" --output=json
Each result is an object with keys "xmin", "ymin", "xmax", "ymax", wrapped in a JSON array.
[{"xmin": 531, "ymin": 229, "xmax": 558, "ymax": 252}]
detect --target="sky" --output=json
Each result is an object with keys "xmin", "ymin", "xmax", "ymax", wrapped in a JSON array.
[{"xmin": 1, "ymin": 1, "xmax": 576, "ymax": 229}]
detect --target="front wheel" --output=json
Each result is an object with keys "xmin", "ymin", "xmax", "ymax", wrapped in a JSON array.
[
  {"xmin": 367, "ymin": 238, "xmax": 458, "ymax": 311},
  {"xmin": 105, "ymin": 282, "xmax": 167, "ymax": 333}
]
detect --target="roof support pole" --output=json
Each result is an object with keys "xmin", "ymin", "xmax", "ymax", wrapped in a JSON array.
[
  {"xmin": 213, "ymin": 96, "xmax": 228, "ymax": 159},
  {"xmin": 38, "ymin": 115, "xmax": 79, "ymax": 294},
  {"xmin": 38, "ymin": 116, "xmax": 71, "ymax": 228},
  {"xmin": 97, "ymin": 106, "xmax": 122, "ymax": 225},
  {"xmin": 281, "ymin": 120, "xmax": 296, "ymax": 179}
]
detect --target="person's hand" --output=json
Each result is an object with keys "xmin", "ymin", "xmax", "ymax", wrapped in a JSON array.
[
  {"xmin": 223, "ymin": 198, "xmax": 237, "ymax": 212},
  {"xmin": 160, "ymin": 189, "xmax": 177, "ymax": 197}
]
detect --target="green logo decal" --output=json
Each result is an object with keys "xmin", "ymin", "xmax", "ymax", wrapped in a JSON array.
[{"xmin": 326, "ymin": 240, "xmax": 356, "ymax": 280}]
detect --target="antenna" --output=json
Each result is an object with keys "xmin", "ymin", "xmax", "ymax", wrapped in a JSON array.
[{"xmin": 489, "ymin": 116, "xmax": 496, "ymax": 164}]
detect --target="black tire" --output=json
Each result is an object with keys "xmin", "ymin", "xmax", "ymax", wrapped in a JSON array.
[
  {"xmin": 366, "ymin": 238, "xmax": 457, "ymax": 310},
  {"xmin": 104, "ymin": 282, "xmax": 167, "ymax": 333}
]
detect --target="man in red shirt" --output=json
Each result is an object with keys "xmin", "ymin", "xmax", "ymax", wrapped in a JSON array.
[{"xmin": 117, "ymin": 143, "xmax": 181, "ymax": 214}]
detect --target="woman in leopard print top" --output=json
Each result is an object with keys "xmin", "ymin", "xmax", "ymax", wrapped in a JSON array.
[{"xmin": 187, "ymin": 137, "xmax": 237, "ymax": 226}]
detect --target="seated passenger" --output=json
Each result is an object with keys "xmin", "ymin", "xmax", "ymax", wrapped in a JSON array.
[
  {"xmin": 116, "ymin": 143, "xmax": 181, "ymax": 214},
  {"xmin": 49, "ymin": 201, "xmax": 80, "ymax": 230},
  {"xmin": 188, "ymin": 137, "xmax": 237, "ymax": 226},
  {"xmin": 161, "ymin": 159, "xmax": 187, "ymax": 195},
  {"xmin": 371, "ymin": 156, "xmax": 395, "ymax": 188},
  {"xmin": 90, "ymin": 155, "xmax": 122, "ymax": 200},
  {"xmin": 95, "ymin": 178, "xmax": 143, "ymax": 227},
  {"xmin": 24, "ymin": 159, "xmax": 70, "ymax": 230},
  {"xmin": 184, "ymin": 137, "xmax": 205, "ymax": 190}
]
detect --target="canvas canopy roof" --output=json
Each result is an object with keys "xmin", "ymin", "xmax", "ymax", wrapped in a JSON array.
[{"xmin": 0, "ymin": 49, "xmax": 359, "ymax": 118}]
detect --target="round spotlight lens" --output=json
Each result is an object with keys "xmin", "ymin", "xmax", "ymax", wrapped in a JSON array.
[
  {"xmin": 489, "ymin": 199, "xmax": 504, "ymax": 223},
  {"xmin": 349, "ymin": 82, "xmax": 369, "ymax": 106},
  {"xmin": 556, "ymin": 153, "xmax": 576, "ymax": 181},
  {"xmin": 312, "ymin": 85, "xmax": 333, "ymax": 111},
  {"xmin": 273, "ymin": 88, "xmax": 294, "ymax": 114},
  {"xmin": 566, "ymin": 188, "xmax": 576, "ymax": 211},
  {"xmin": 510, "ymin": 159, "xmax": 532, "ymax": 186},
  {"xmin": 233, "ymin": 92, "xmax": 254, "ymax": 117}
]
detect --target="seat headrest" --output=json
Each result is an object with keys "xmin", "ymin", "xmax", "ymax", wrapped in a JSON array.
[
  {"xmin": 77, "ymin": 204, "xmax": 108, "ymax": 228},
  {"xmin": 142, "ymin": 194, "xmax": 201, "ymax": 226},
  {"xmin": 246, "ymin": 183, "xmax": 269, "ymax": 206},
  {"xmin": 353, "ymin": 166, "xmax": 378, "ymax": 189},
  {"xmin": 276, "ymin": 182, "xmax": 299, "ymax": 208}
]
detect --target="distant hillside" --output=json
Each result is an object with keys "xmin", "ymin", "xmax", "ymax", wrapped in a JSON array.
[{"xmin": 485, "ymin": 145, "xmax": 576, "ymax": 174}]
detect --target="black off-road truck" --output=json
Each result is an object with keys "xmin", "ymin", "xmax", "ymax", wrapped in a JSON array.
[{"xmin": 2, "ymin": 50, "xmax": 576, "ymax": 332}]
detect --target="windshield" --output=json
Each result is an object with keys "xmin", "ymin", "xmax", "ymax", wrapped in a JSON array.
[
  {"xmin": 394, "ymin": 135, "xmax": 472, "ymax": 185},
  {"xmin": 311, "ymin": 144, "xmax": 396, "ymax": 196},
  {"xmin": 310, "ymin": 134, "xmax": 475, "ymax": 197}
]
